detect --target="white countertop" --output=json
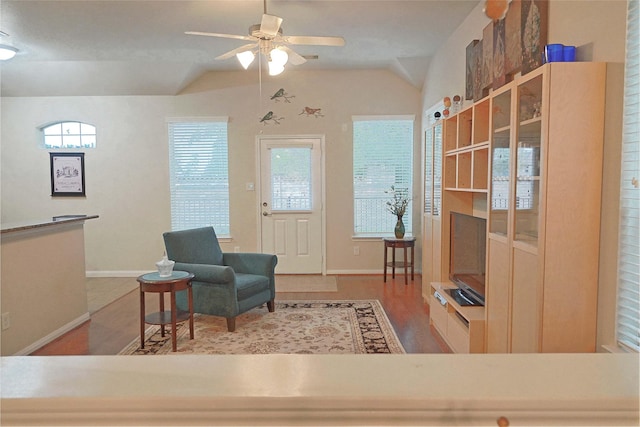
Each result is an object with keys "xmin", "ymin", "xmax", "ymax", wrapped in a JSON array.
[
  {"xmin": 1, "ymin": 215, "xmax": 98, "ymax": 234},
  {"xmin": 2, "ymin": 353, "xmax": 638, "ymax": 426}
]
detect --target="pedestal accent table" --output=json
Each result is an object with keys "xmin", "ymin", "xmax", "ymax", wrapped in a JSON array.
[
  {"xmin": 136, "ymin": 271, "xmax": 195, "ymax": 352},
  {"xmin": 383, "ymin": 237, "xmax": 416, "ymax": 285}
]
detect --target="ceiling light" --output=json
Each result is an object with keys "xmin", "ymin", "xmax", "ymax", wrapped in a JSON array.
[
  {"xmin": 267, "ymin": 47, "xmax": 288, "ymax": 75},
  {"xmin": 268, "ymin": 62, "xmax": 285, "ymax": 76},
  {"xmin": 0, "ymin": 44, "xmax": 17, "ymax": 61},
  {"xmin": 269, "ymin": 47, "xmax": 288, "ymax": 66},
  {"xmin": 236, "ymin": 50, "xmax": 255, "ymax": 69}
]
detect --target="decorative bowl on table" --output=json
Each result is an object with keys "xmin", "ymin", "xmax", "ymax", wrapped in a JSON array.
[{"xmin": 156, "ymin": 255, "xmax": 175, "ymax": 277}]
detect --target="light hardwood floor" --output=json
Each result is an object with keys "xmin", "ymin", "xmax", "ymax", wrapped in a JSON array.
[{"xmin": 31, "ymin": 275, "xmax": 451, "ymax": 355}]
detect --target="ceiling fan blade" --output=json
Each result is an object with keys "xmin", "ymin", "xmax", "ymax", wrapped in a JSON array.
[
  {"xmin": 284, "ymin": 35, "xmax": 345, "ymax": 46},
  {"xmin": 260, "ymin": 14, "xmax": 283, "ymax": 37},
  {"xmin": 185, "ymin": 31, "xmax": 255, "ymax": 42},
  {"xmin": 215, "ymin": 43, "xmax": 258, "ymax": 60},
  {"xmin": 280, "ymin": 46, "xmax": 307, "ymax": 65}
]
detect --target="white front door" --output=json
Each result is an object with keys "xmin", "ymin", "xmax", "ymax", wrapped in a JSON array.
[{"xmin": 258, "ymin": 136, "xmax": 324, "ymax": 274}]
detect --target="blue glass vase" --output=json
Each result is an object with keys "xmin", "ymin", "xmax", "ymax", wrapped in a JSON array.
[{"xmin": 394, "ymin": 216, "xmax": 405, "ymax": 239}]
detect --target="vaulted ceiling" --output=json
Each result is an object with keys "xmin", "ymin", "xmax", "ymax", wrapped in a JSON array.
[{"xmin": 0, "ymin": 0, "xmax": 478, "ymax": 97}]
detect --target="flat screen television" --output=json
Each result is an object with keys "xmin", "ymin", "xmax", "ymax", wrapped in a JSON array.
[{"xmin": 448, "ymin": 212, "xmax": 486, "ymax": 306}]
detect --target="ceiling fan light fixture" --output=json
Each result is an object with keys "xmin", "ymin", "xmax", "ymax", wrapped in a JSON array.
[
  {"xmin": 267, "ymin": 47, "xmax": 288, "ymax": 76},
  {"xmin": 236, "ymin": 50, "xmax": 255, "ymax": 69},
  {"xmin": 0, "ymin": 44, "xmax": 18, "ymax": 60},
  {"xmin": 186, "ymin": 1, "xmax": 343, "ymax": 75},
  {"xmin": 268, "ymin": 61, "xmax": 285, "ymax": 76},
  {"xmin": 269, "ymin": 47, "xmax": 288, "ymax": 66}
]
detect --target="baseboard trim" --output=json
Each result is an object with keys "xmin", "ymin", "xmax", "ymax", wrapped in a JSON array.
[
  {"xmin": 14, "ymin": 312, "xmax": 91, "ymax": 356},
  {"xmin": 86, "ymin": 271, "xmax": 147, "ymax": 278},
  {"xmin": 326, "ymin": 269, "xmax": 423, "ymax": 275},
  {"xmin": 89, "ymin": 270, "xmax": 423, "ymax": 277},
  {"xmin": 325, "ymin": 269, "xmax": 381, "ymax": 275}
]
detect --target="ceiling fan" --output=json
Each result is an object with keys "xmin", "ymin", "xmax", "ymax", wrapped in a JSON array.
[{"xmin": 186, "ymin": 0, "xmax": 345, "ymax": 76}]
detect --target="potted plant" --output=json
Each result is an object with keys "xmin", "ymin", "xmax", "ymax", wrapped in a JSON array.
[{"xmin": 385, "ymin": 186, "xmax": 410, "ymax": 238}]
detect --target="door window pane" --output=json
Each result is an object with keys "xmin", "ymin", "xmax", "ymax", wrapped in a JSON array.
[{"xmin": 271, "ymin": 147, "xmax": 311, "ymax": 211}]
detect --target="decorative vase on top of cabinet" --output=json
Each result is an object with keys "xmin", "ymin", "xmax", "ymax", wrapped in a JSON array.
[{"xmin": 485, "ymin": 62, "xmax": 607, "ymax": 353}]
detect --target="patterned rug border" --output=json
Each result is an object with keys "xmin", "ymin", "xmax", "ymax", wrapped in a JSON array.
[{"xmin": 119, "ymin": 300, "xmax": 405, "ymax": 355}]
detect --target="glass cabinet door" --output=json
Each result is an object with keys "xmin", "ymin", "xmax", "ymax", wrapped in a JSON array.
[
  {"xmin": 490, "ymin": 89, "xmax": 512, "ymax": 236},
  {"xmin": 514, "ymin": 75, "xmax": 543, "ymax": 245}
]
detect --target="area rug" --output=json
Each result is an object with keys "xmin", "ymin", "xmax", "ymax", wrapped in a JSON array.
[
  {"xmin": 275, "ymin": 275, "xmax": 338, "ymax": 292},
  {"xmin": 118, "ymin": 300, "xmax": 405, "ymax": 355}
]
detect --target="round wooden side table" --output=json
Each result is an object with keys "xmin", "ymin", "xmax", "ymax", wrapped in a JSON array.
[
  {"xmin": 136, "ymin": 270, "xmax": 195, "ymax": 352},
  {"xmin": 383, "ymin": 237, "xmax": 416, "ymax": 285}
]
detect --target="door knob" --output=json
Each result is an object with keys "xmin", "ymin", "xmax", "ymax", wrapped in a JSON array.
[{"xmin": 262, "ymin": 212, "xmax": 272, "ymax": 217}]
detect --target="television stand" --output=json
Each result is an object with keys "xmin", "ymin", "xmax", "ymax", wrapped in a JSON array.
[
  {"xmin": 428, "ymin": 282, "xmax": 485, "ymax": 353},
  {"xmin": 446, "ymin": 288, "xmax": 483, "ymax": 306}
]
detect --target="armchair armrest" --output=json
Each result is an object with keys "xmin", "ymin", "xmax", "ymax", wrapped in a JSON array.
[
  {"xmin": 223, "ymin": 253, "xmax": 277, "ymax": 277},
  {"xmin": 173, "ymin": 262, "xmax": 235, "ymax": 284}
]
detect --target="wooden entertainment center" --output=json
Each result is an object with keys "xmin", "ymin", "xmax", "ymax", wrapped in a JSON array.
[
  {"xmin": 422, "ymin": 62, "xmax": 606, "ymax": 353},
  {"xmin": 429, "ymin": 282, "xmax": 485, "ymax": 353}
]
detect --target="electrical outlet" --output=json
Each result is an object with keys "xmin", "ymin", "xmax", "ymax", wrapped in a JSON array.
[
  {"xmin": 353, "ymin": 246, "xmax": 360, "ymax": 256},
  {"xmin": 2, "ymin": 312, "xmax": 10, "ymax": 330},
  {"xmin": 234, "ymin": 246, "xmax": 240, "ymax": 253}
]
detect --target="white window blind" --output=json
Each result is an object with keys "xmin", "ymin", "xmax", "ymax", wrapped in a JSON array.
[
  {"xmin": 353, "ymin": 116, "xmax": 414, "ymax": 236},
  {"xmin": 424, "ymin": 128, "xmax": 433, "ymax": 214},
  {"xmin": 168, "ymin": 119, "xmax": 230, "ymax": 234},
  {"xmin": 616, "ymin": 0, "xmax": 640, "ymax": 352}
]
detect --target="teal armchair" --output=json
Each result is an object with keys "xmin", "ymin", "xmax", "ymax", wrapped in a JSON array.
[{"xmin": 163, "ymin": 227, "xmax": 277, "ymax": 332}]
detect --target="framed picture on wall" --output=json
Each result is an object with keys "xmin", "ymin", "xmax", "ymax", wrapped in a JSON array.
[{"xmin": 50, "ymin": 152, "xmax": 85, "ymax": 197}]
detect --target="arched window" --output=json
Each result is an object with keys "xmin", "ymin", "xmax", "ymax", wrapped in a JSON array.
[{"xmin": 41, "ymin": 121, "xmax": 96, "ymax": 149}]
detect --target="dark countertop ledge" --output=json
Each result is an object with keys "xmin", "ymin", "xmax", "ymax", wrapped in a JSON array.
[{"xmin": 1, "ymin": 215, "xmax": 99, "ymax": 234}]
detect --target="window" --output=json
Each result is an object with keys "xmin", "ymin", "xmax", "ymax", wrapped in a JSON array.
[
  {"xmin": 41, "ymin": 121, "xmax": 96, "ymax": 149},
  {"xmin": 616, "ymin": 0, "xmax": 639, "ymax": 352},
  {"xmin": 168, "ymin": 118, "xmax": 230, "ymax": 235},
  {"xmin": 353, "ymin": 116, "xmax": 414, "ymax": 236},
  {"xmin": 270, "ymin": 147, "xmax": 311, "ymax": 211}
]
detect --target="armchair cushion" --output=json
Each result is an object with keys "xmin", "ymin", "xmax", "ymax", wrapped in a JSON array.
[
  {"xmin": 164, "ymin": 227, "xmax": 224, "ymax": 266},
  {"xmin": 235, "ymin": 273, "xmax": 270, "ymax": 301}
]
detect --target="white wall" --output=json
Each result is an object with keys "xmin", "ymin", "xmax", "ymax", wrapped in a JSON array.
[
  {"xmin": 1, "ymin": 69, "xmax": 421, "ymax": 274},
  {"xmin": 420, "ymin": 0, "xmax": 628, "ymax": 350}
]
